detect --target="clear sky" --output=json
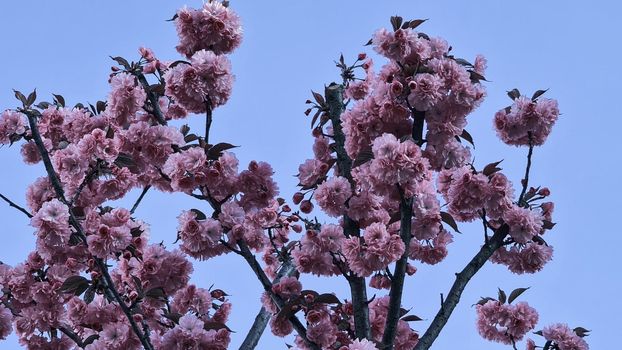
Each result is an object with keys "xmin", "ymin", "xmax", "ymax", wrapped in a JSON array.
[{"xmin": 0, "ymin": 1, "xmax": 619, "ymax": 349}]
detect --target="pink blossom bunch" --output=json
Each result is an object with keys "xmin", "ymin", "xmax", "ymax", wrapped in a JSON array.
[
  {"xmin": 491, "ymin": 242, "xmax": 554, "ymax": 274},
  {"xmin": 0, "ymin": 110, "xmax": 26, "ymax": 144},
  {"xmin": 106, "ymin": 73, "xmax": 147, "ymax": 126},
  {"xmin": 494, "ymin": 96, "xmax": 560, "ymax": 146},
  {"xmin": 164, "ymin": 50, "xmax": 234, "ymax": 113},
  {"xmin": 476, "ymin": 300, "xmax": 539, "ymax": 344},
  {"xmin": 292, "ymin": 225, "xmax": 343, "ymax": 276},
  {"xmin": 367, "ymin": 296, "xmax": 419, "ymax": 349},
  {"xmin": 341, "ymin": 223, "xmax": 405, "ymax": 277},
  {"xmin": 175, "ymin": 1, "xmax": 242, "ymax": 58},
  {"xmin": 542, "ymin": 323, "xmax": 589, "ymax": 350},
  {"xmin": 314, "ymin": 176, "xmax": 352, "ymax": 217}
]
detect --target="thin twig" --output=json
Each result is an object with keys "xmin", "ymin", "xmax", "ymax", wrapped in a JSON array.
[
  {"xmin": 69, "ymin": 166, "xmax": 99, "ymax": 206},
  {"xmin": 130, "ymin": 185, "xmax": 151, "ymax": 214},
  {"xmin": 0, "ymin": 193, "xmax": 32, "ymax": 218},
  {"xmin": 134, "ymin": 72, "xmax": 167, "ymax": 125},
  {"xmin": 413, "ymin": 225, "xmax": 509, "ymax": 350},
  {"xmin": 518, "ymin": 139, "xmax": 534, "ymax": 206},
  {"xmin": 204, "ymin": 97, "xmax": 213, "ymax": 145}
]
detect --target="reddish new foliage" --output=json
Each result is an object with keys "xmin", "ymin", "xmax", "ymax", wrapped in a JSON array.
[{"xmin": 0, "ymin": 2, "xmax": 588, "ymax": 350}]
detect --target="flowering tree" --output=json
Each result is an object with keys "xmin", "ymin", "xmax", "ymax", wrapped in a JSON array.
[{"xmin": 0, "ymin": 1, "xmax": 589, "ymax": 350}]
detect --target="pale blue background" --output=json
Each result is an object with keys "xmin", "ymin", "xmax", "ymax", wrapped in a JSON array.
[{"xmin": 0, "ymin": 1, "xmax": 619, "ymax": 349}]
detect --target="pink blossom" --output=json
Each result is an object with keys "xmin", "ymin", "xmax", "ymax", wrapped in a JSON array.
[
  {"xmin": 164, "ymin": 50, "xmax": 233, "ymax": 113},
  {"xmin": 347, "ymin": 339, "xmax": 379, "ymax": 350},
  {"xmin": 107, "ymin": 73, "xmax": 146, "ymax": 127},
  {"xmin": 0, "ymin": 110, "xmax": 26, "ymax": 144},
  {"xmin": 177, "ymin": 211, "xmax": 227, "ymax": 260},
  {"xmin": 491, "ymin": 242, "xmax": 553, "ymax": 274},
  {"xmin": 175, "ymin": 2, "xmax": 243, "ymax": 58},
  {"xmin": 445, "ymin": 166, "xmax": 490, "ymax": 222},
  {"xmin": 342, "ymin": 223, "xmax": 405, "ymax": 277},
  {"xmin": 409, "ymin": 229, "xmax": 453, "ymax": 265},
  {"xmin": 408, "ymin": 73, "xmax": 444, "ymax": 111},
  {"xmin": 503, "ymin": 206, "xmax": 543, "ymax": 244},
  {"xmin": 238, "ymin": 161, "xmax": 278, "ymax": 210},
  {"xmin": 542, "ymin": 323, "xmax": 589, "ymax": 350},
  {"xmin": 314, "ymin": 176, "xmax": 352, "ymax": 217},
  {"xmin": 297, "ymin": 158, "xmax": 328, "ymax": 188},
  {"xmin": 494, "ymin": 96, "xmax": 559, "ymax": 146},
  {"xmin": 476, "ymin": 300, "xmax": 538, "ymax": 344},
  {"xmin": 0, "ymin": 304, "xmax": 12, "ymax": 340}
]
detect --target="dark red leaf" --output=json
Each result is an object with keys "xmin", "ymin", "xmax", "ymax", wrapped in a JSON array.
[
  {"xmin": 508, "ymin": 287, "xmax": 529, "ymax": 304},
  {"xmin": 440, "ymin": 211, "xmax": 460, "ymax": 233}
]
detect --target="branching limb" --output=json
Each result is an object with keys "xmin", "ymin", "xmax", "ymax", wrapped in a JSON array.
[
  {"xmin": 239, "ymin": 259, "xmax": 297, "ymax": 350},
  {"xmin": 325, "ymin": 83, "xmax": 372, "ymax": 340},
  {"xmin": 134, "ymin": 72, "xmax": 167, "ymax": 125},
  {"xmin": 381, "ymin": 192, "xmax": 413, "ymax": 349},
  {"xmin": 518, "ymin": 138, "xmax": 534, "ymax": 205},
  {"xmin": 236, "ymin": 241, "xmax": 320, "ymax": 350},
  {"xmin": 413, "ymin": 225, "xmax": 509, "ymax": 350},
  {"xmin": 130, "ymin": 185, "xmax": 151, "ymax": 214}
]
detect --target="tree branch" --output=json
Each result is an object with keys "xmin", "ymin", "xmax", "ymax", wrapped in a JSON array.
[
  {"xmin": 518, "ymin": 140, "xmax": 534, "ymax": 206},
  {"xmin": 236, "ymin": 241, "xmax": 320, "ymax": 350},
  {"xmin": 381, "ymin": 194, "xmax": 413, "ymax": 349},
  {"xmin": 134, "ymin": 71, "xmax": 167, "ymax": 125},
  {"xmin": 24, "ymin": 110, "xmax": 155, "ymax": 350},
  {"xmin": 57, "ymin": 325, "xmax": 85, "ymax": 348},
  {"xmin": 413, "ymin": 225, "xmax": 509, "ymax": 350},
  {"xmin": 325, "ymin": 83, "xmax": 372, "ymax": 340},
  {"xmin": 130, "ymin": 185, "xmax": 151, "ymax": 214},
  {"xmin": 0, "ymin": 193, "xmax": 32, "ymax": 218},
  {"xmin": 239, "ymin": 259, "xmax": 297, "ymax": 350},
  {"xmin": 205, "ymin": 96, "xmax": 213, "ymax": 145}
]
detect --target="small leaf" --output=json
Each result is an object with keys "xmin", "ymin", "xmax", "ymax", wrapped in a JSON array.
[
  {"xmin": 498, "ymin": 288, "xmax": 507, "ymax": 304},
  {"xmin": 13, "ymin": 90, "xmax": 27, "ymax": 105},
  {"xmin": 474, "ymin": 297, "xmax": 496, "ymax": 306},
  {"xmin": 440, "ymin": 211, "xmax": 460, "ymax": 233},
  {"xmin": 401, "ymin": 314, "xmax": 423, "ymax": 322},
  {"xmin": 454, "ymin": 58, "xmax": 474, "ymax": 67},
  {"xmin": 145, "ymin": 287, "xmax": 167, "ymax": 300},
  {"xmin": 573, "ymin": 327, "xmax": 590, "ymax": 337},
  {"xmin": 168, "ymin": 60, "xmax": 191, "ymax": 68},
  {"xmin": 531, "ymin": 89, "xmax": 548, "ymax": 101},
  {"xmin": 110, "ymin": 56, "xmax": 130, "ymax": 69},
  {"xmin": 114, "ymin": 153, "xmax": 136, "ymax": 168},
  {"xmin": 52, "ymin": 94, "xmax": 66, "ymax": 107},
  {"xmin": 508, "ymin": 287, "xmax": 529, "ymax": 304},
  {"xmin": 482, "ymin": 160, "xmax": 503, "ymax": 176},
  {"xmin": 184, "ymin": 133, "xmax": 199, "ymax": 143},
  {"xmin": 311, "ymin": 90, "xmax": 325, "ymax": 106},
  {"xmin": 35, "ymin": 101, "xmax": 51, "ymax": 109},
  {"xmin": 190, "ymin": 209, "xmax": 207, "ymax": 221},
  {"xmin": 533, "ymin": 330, "xmax": 543, "ymax": 336},
  {"xmin": 83, "ymin": 334, "xmax": 99, "ymax": 346},
  {"xmin": 26, "ymin": 89, "xmax": 37, "ymax": 106},
  {"xmin": 315, "ymin": 293, "xmax": 341, "ymax": 305},
  {"xmin": 96, "ymin": 101, "xmax": 107, "ymax": 114},
  {"xmin": 388, "ymin": 211, "xmax": 401, "ymax": 225},
  {"xmin": 364, "ymin": 38, "xmax": 373, "ymax": 46},
  {"xmin": 408, "ymin": 19, "xmax": 427, "ymax": 29},
  {"xmin": 542, "ymin": 220, "xmax": 556, "ymax": 230},
  {"xmin": 390, "ymin": 16, "xmax": 403, "ymax": 31},
  {"xmin": 203, "ymin": 321, "xmax": 233, "ymax": 332},
  {"xmin": 469, "ymin": 70, "xmax": 487, "ymax": 83},
  {"xmin": 83, "ymin": 285, "xmax": 95, "ymax": 304},
  {"xmin": 207, "ymin": 142, "xmax": 238, "ymax": 160},
  {"xmin": 459, "ymin": 129, "xmax": 474, "ymax": 147},
  {"xmin": 162, "ymin": 311, "xmax": 182, "ymax": 323},
  {"xmin": 507, "ymin": 88, "xmax": 521, "ymax": 100},
  {"xmin": 166, "ymin": 13, "xmax": 179, "ymax": 22},
  {"xmin": 60, "ymin": 276, "xmax": 90, "ymax": 295},
  {"xmin": 352, "ymin": 148, "xmax": 374, "ymax": 168},
  {"xmin": 180, "ymin": 124, "xmax": 190, "ymax": 136}
]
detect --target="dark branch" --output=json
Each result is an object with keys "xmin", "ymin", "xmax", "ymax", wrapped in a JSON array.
[
  {"xmin": 130, "ymin": 185, "xmax": 151, "ymax": 214},
  {"xmin": 518, "ymin": 140, "xmax": 534, "ymax": 206},
  {"xmin": 325, "ymin": 83, "xmax": 371, "ymax": 340},
  {"xmin": 0, "ymin": 193, "xmax": 32, "ymax": 218},
  {"xmin": 381, "ymin": 193, "xmax": 413, "ymax": 349},
  {"xmin": 414, "ymin": 225, "xmax": 509, "ymax": 350},
  {"xmin": 204, "ymin": 96, "xmax": 213, "ymax": 145},
  {"xmin": 236, "ymin": 241, "xmax": 320, "ymax": 350},
  {"xmin": 57, "ymin": 325, "xmax": 85, "ymax": 348},
  {"xmin": 239, "ymin": 260, "xmax": 296, "ymax": 350},
  {"xmin": 134, "ymin": 71, "xmax": 167, "ymax": 125}
]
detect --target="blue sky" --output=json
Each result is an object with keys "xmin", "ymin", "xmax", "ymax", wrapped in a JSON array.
[{"xmin": 0, "ymin": 1, "xmax": 619, "ymax": 349}]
